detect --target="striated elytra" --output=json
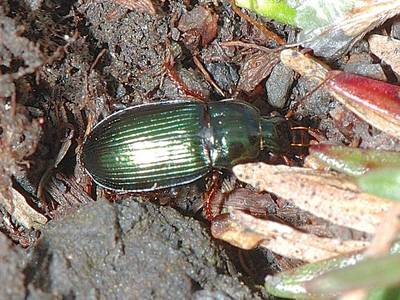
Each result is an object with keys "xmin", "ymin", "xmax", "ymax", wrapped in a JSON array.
[{"xmin": 81, "ymin": 99, "xmax": 292, "ymax": 191}]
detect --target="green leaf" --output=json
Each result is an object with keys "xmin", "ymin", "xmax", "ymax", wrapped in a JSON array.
[
  {"xmin": 357, "ymin": 168, "xmax": 400, "ymax": 201},
  {"xmin": 234, "ymin": 0, "xmax": 355, "ymax": 33},
  {"xmin": 308, "ymin": 253, "xmax": 400, "ymax": 294},
  {"xmin": 308, "ymin": 144, "xmax": 400, "ymax": 176},
  {"xmin": 265, "ymin": 241, "xmax": 400, "ymax": 299},
  {"xmin": 264, "ymin": 253, "xmax": 363, "ymax": 299},
  {"xmin": 289, "ymin": 0, "xmax": 354, "ymax": 39},
  {"xmin": 235, "ymin": 0, "xmax": 296, "ymax": 25},
  {"xmin": 367, "ymin": 287, "xmax": 400, "ymax": 300}
]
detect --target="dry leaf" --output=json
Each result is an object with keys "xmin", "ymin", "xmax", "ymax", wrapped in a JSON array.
[
  {"xmin": 233, "ymin": 163, "xmax": 392, "ymax": 234},
  {"xmin": 113, "ymin": 0, "xmax": 157, "ymax": 15},
  {"xmin": 280, "ymin": 49, "xmax": 329, "ymax": 81},
  {"xmin": 281, "ymin": 49, "xmax": 400, "ymax": 139},
  {"xmin": 178, "ymin": 5, "xmax": 218, "ymax": 47},
  {"xmin": 237, "ymin": 52, "xmax": 279, "ymax": 92},
  {"xmin": 326, "ymin": 71, "xmax": 400, "ymax": 139},
  {"xmin": 297, "ymin": 0, "xmax": 400, "ymax": 59},
  {"xmin": 0, "ymin": 188, "xmax": 47, "ymax": 229},
  {"xmin": 368, "ymin": 34, "xmax": 400, "ymax": 75},
  {"xmin": 212, "ymin": 211, "xmax": 368, "ymax": 262}
]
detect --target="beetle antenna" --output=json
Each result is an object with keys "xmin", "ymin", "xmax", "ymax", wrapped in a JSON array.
[{"xmin": 285, "ymin": 72, "xmax": 339, "ymax": 119}]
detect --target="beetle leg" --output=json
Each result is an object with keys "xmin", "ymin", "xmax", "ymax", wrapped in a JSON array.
[
  {"xmin": 203, "ymin": 171, "xmax": 223, "ymax": 221},
  {"xmin": 283, "ymin": 124, "xmax": 316, "ymax": 160},
  {"xmin": 290, "ymin": 126, "xmax": 311, "ymax": 148},
  {"xmin": 281, "ymin": 155, "xmax": 292, "ymax": 166}
]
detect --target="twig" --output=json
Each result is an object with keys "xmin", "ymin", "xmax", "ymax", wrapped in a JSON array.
[
  {"xmin": 229, "ymin": 0, "xmax": 286, "ymax": 45},
  {"xmin": 90, "ymin": 49, "xmax": 108, "ymax": 72},
  {"xmin": 220, "ymin": 40, "xmax": 273, "ymax": 53},
  {"xmin": 193, "ymin": 56, "xmax": 225, "ymax": 97}
]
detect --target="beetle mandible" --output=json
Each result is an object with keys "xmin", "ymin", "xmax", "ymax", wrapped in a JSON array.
[{"xmin": 81, "ymin": 99, "xmax": 293, "ymax": 192}]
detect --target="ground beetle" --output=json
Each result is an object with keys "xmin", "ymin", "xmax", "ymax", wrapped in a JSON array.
[{"xmin": 81, "ymin": 99, "xmax": 293, "ymax": 191}]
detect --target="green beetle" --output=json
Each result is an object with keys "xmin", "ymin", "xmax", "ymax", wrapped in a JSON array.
[{"xmin": 81, "ymin": 99, "xmax": 292, "ymax": 191}]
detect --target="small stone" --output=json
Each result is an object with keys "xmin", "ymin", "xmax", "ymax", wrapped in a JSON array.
[
  {"xmin": 206, "ymin": 62, "xmax": 239, "ymax": 94},
  {"xmin": 171, "ymin": 28, "xmax": 180, "ymax": 41},
  {"xmin": 391, "ymin": 20, "xmax": 400, "ymax": 40},
  {"xmin": 265, "ymin": 63, "xmax": 294, "ymax": 109},
  {"xmin": 343, "ymin": 63, "xmax": 387, "ymax": 81}
]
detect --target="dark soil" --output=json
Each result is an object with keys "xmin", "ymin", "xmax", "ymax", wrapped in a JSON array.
[
  {"xmin": 25, "ymin": 199, "xmax": 256, "ymax": 299},
  {"xmin": 0, "ymin": 0, "xmax": 399, "ymax": 299}
]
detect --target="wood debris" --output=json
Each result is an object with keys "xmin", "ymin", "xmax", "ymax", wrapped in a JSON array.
[
  {"xmin": 212, "ymin": 211, "xmax": 368, "ymax": 262},
  {"xmin": 233, "ymin": 163, "xmax": 392, "ymax": 234}
]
